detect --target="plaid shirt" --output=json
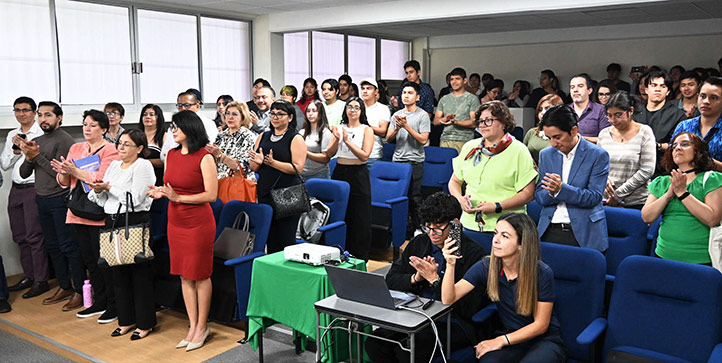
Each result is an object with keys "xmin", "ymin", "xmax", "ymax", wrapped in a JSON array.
[
  {"xmin": 397, "ymin": 80, "xmax": 435, "ymax": 114},
  {"xmin": 673, "ymin": 115, "xmax": 722, "ymax": 162}
]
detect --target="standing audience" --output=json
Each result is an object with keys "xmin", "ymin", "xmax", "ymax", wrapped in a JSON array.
[
  {"xmin": 297, "ymin": 78, "xmax": 321, "ymax": 114},
  {"xmin": 138, "ymin": 104, "xmax": 166, "ymax": 186},
  {"xmin": 207, "ymin": 101, "xmax": 258, "ymax": 181},
  {"xmin": 673, "ymin": 77, "xmax": 722, "ymax": 170},
  {"xmin": 103, "ymin": 103, "xmax": 125, "ymax": 144},
  {"xmin": 301, "ymin": 100, "xmax": 338, "ymax": 179},
  {"xmin": 321, "ymin": 79, "xmax": 346, "ymax": 126},
  {"xmin": 435, "ymin": 68, "xmax": 480, "ymax": 153},
  {"xmin": 213, "ymin": 95, "xmax": 234, "ymax": 130},
  {"xmin": 676, "ymin": 71, "xmax": 701, "ymax": 119},
  {"xmin": 280, "ymin": 85, "xmax": 306, "ymax": 132},
  {"xmin": 524, "ymin": 94, "xmax": 564, "ymax": 163},
  {"xmin": 360, "ymin": 79, "xmax": 390, "ymax": 168},
  {"xmin": 568, "ymin": 74, "xmax": 610, "ymax": 144},
  {"xmin": 526, "ymin": 70, "xmax": 568, "ymax": 109}
]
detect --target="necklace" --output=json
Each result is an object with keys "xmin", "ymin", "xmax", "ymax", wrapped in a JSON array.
[
  {"xmin": 269, "ymin": 129, "xmax": 287, "ymax": 142},
  {"xmin": 682, "ymin": 168, "xmax": 699, "ymax": 174}
]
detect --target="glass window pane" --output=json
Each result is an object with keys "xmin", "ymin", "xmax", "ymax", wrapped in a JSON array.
[
  {"xmin": 0, "ymin": 0, "xmax": 56, "ymax": 105},
  {"xmin": 201, "ymin": 17, "xmax": 250, "ymax": 105},
  {"xmin": 138, "ymin": 10, "xmax": 198, "ymax": 104},
  {"xmin": 380, "ymin": 39, "xmax": 409, "ymax": 80},
  {"xmin": 284, "ymin": 32, "xmax": 309, "ymax": 90},
  {"xmin": 348, "ymin": 36, "xmax": 376, "ymax": 84},
  {"xmin": 311, "ymin": 31, "xmax": 344, "ymax": 84},
  {"xmin": 55, "ymin": 0, "xmax": 132, "ymax": 104}
]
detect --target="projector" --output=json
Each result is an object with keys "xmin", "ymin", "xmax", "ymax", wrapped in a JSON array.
[{"xmin": 284, "ymin": 244, "xmax": 340, "ymax": 266}]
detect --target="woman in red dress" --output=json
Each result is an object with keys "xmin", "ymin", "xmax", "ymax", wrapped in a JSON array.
[{"xmin": 148, "ymin": 110, "xmax": 217, "ymax": 351}]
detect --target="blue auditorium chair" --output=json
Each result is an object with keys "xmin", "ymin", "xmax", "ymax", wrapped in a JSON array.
[
  {"xmin": 421, "ymin": 146, "xmax": 458, "ymax": 194},
  {"xmin": 526, "ymin": 199, "xmax": 542, "ymax": 225},
  {"xmin": 296, "ymin": 179, "xmax": 350, "ymax": 249},
  {"xmin": 603, "ymin": 206, "xmax": 649, "ymax": 281},
  {"xmin": 369, "ymin": 161, "xmax": 412, "ymax": 260},
  {"xmin": 382, "ymin": 142, "xmax": 395, "ymax": 161}
]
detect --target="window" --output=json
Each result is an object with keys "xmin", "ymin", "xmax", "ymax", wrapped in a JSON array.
[
  {"xmin": 55, "ymin": 0, "xmax": 133, "ymax": 104},
  {"xmin": 0, "ymin": 0, "xmax": 56, "ymax": 105},
  {"xmin": 380, "ymin": 39, "xmax": 409, "ymax": 80},
  {"xmin": 311, "ymin": 31, "xmax": 344, "ymax": 84},
  {"xmin": 283, "ymin": 32, "xmax": 309, "ymax": 90},
  {"xmin": 201, "ymin": 17, "xmax": 251, "ymax": 105},
  {"xmin": 347, "ymin": 35, "xmax": 376, "ymax": 84},
  {"xmin": 137, "ymin": 10, "xmax": 199, "ymax": 104}
]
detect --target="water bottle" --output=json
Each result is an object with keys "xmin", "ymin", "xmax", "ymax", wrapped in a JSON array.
[{"xmin": 82, "ymin": 280, "xmax": 93, "ymax": 308}]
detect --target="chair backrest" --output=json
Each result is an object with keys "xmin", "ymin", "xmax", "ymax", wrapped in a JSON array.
[
  {"xmin": 421, "ymin": 146, "xmax": 458, "ymax": 193},
  {"xmin": 369, "ymin": 161, "xmax": 412, "ymax": 204},
  {"xmin": 149, "ymin": 198, "xmax": 168, "ymax": 241},
  {"xmin": 462, "ymin": 228, "xmax": 492, "ymax": 255},
  {"xmin": 382, "ymin": 143, "xmax": 395, "ymax": 161},
  {"xmin": 540, "ymin": 242, "xmax": 606, "ymax": 361},
  {"xmin": 647, "ymin": 216, "xmax": 662, "ymax": 256},
  {"xmin": 604, "ymin": 206, "xmax": 649, "ymax": 277},
  {"xmin": 511, "ymin": 126, "xmax": 524, "ymax": 141},
  {"xmin": 305, "ymin": 179, "xmax": 350, "ymax": 224},
  {"xmin": 215, "ymin": 201, "xmax": 273, "ymax": 253},
  {"xmin": 328, "ymin": 158, "xmax": 337, "ymax": 176},
  {"xmin": 526, "ymin": 199, "xmax": 542, "ymax": 225},
  {"xmin": 210, "ymin": 198, "xmax": 223, "ymax": 224},
  {"xmin": 605, "ymin": 256, "xmax": 722, "ymax": 362}
]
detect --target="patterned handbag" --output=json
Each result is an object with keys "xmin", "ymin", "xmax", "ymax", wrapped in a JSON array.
[
  {"xmin": 269, "ymin": 162, "xmax": 310, "ymax": 219},
  {"xmin": 98, "ymin": 192, "xmax": 154, "ymax": 268}
]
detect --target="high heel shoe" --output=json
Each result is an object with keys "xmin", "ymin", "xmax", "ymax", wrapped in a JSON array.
[
  {"xmin": 130, "ymin": 328, "xmax": 153, "ymax": 341},
  {"xmin": 186, "ymin": 327, "xmax": 210, "ymax": 352},
  {"xmin": 176, "ymin": 339, "xmax": 189, "ymax": 349}
]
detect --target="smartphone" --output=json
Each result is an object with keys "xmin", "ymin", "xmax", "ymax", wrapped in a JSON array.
[
  {"xmin": 449, "ymin": 221, "xmax": 462, "ymax": 257},
  {"xmin": 631, "ymin": 66, "xmax": 645, "ymax": 73},
  {"xmin": 464, "ymin": 195, "xmax": 473, "ymax": 210},
  {"xmin": 12, "ymin": 133, "xmax": 26, "ymax": 150}
]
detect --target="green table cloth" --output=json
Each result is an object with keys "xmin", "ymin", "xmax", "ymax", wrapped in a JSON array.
[{"xmin": 246, "ymin": 251, "xmax": 366, "ymax": 360}]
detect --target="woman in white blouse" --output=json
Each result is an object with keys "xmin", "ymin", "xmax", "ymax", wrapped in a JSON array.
[{"xmin": 88, "ymin": 129, "xmax": 157, "ymax": 340}]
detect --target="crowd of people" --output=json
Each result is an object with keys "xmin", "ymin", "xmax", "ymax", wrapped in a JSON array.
[{"xmin": 0, "ymin": 56, "xmax": 721, "ymax": 361}]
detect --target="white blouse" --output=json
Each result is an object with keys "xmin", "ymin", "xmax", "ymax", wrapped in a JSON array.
[{"xmin": 88, "ymin": 159, "xmax": 156, "ymax": 214}]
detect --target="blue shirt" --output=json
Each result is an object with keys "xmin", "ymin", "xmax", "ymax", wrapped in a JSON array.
[
  {"xmin": 397, "ymin": 80, "xmax": 436, "ymax": 114},
  {"xmin": 672, "ymin": 115, "xmax": 722, "ymax": 162},
  {"xmin": 463, "ymin": 257, "xmax": 560, "ymax": 332}
]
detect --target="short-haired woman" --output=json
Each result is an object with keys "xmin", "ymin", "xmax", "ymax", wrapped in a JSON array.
[
  {"xmin": 442, "ymin": 213, "xmax": 566, "ymax": 362},
  {"xmin": 523, "ymin": 94, "xmax": 564, "ymax": 163},
  {"xmin": 449, "ymin": 101, "xmax": 538, "ymax": 237},
  {"xmin": 88, "ymin": 129, "xmax": 156, "ymax": 340},
  {"xmin": 280, "ymin": 85, "xmax": 306, "ymax": 131},
  {"xmin": 206, "ymin": 101, "xmax": 258, "ymax": 181},
  {"xmin": 642, "ymin": 132, "xmax": 722, "ymax": 264}
]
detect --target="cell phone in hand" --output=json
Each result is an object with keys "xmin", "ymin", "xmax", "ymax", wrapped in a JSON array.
[
  {"xmin": 631, "ymin": 66, "xmax": 645, "ymax": 73},
  {"xmin": 449, "ymin": 221, "xmax": 462, "ymax": 257},
  {"xmin": 12, "ymin": 133, "xmax": 26, "ymax": 150}
]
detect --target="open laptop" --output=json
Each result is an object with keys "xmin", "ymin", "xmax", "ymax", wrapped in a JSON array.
[{"xmin": 324, "ymin": 265, "xmax": 417, "ymax": 310}]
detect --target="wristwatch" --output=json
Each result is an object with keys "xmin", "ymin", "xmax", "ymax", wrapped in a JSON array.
[
  {"xmin": 677, "ymin": 191, "xmax": 690, "ymax": 201},
  {"xmin": 430, "ymin": 278, "xmax": 441, "ymax": 288},
  {"xmin": 495, "ymin": 202, "xmax": 502, "ymax": 214}
]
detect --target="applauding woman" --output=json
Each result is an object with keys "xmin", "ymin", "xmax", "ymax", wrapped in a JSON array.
[
  {"xmin": 442, "ymin": 213, "xmax": 566, "ymax": 362},
  {"xmin": 147, "ymin": 111, "xmax": 217, "ymax": 351},
  {"xmin": 301, "ymin": 100, "xmax": 338, "ymax": 179},
  {"xmin": 88, "ymin": 129, "xmax": 156, "ymax": 340},
  {"xmin": 250, "ymin": 101, "xmax": 307, "ymax": 253},
  {"xmin": 206, "ymin": 101, "xmax": 258, "ymax": 181}
]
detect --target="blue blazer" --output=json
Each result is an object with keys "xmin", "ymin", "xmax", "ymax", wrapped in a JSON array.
[{"xmin": 535, "ymin": 138, "xmax": 610, "ymax": 251}]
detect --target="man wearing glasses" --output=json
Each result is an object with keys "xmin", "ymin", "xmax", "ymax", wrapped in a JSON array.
[
  {"xmin": 103, "ymin": 102, "xmax": 125, "ymax": 144},
  {"xmin": 365, "ymin": 192, "xmax": 487, "ymax": 363},
  {"xmin": 1, "ymin": 97, "xmax": 49, "ymax": 299},
  {"xmin": 162, "ymin": 91, "xmax": 220, "ymax": 161}
]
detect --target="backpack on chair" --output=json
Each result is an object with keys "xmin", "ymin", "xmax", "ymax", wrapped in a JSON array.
[{"xmin": 296, "ymin": 198, "xmax": 331, "ymax": 244}]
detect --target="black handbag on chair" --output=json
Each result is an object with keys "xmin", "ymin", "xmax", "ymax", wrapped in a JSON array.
[{"xmin": 269, "ymin": 162, "xmax": 310, "ymax": 219}]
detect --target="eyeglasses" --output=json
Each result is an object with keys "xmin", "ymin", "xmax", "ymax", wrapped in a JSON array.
[
  {"xmin": 216, "ymin": 102, "xmax": 227, "ymax": 107},
  {"xmin": 477, "ymin": 118, "xmax": 497, "ymax": 127},
  {"xmin": 105, "ymin": 111, "xmax": 120, "ymax": 117},
  {"xmin": 598, "ymin": 92, "xmax": 611, "ymax": 97},
  {"xmin": 142, "ymin": 112, "xmax": 156, "ymax": 118},
  {"xmin": 224, "ymin": 111, "xmax": 241, "ymax": 117},
  {"xmin": 269, "ymin": 112, "xmax": 288, "ymax": 119},
  {"xmin": 606, "ymin": 111, "xmax": 627, "ymax": 119},
  {"xmin": 176, "ymin": 103, "xmax": 197, "ymax": 109},
  {"xmin": 116, "ymin": 142, "xmax": 138, "ymax": 149},
  {"xmin": 170, "ymin": 123, "xmax": 178, "ymax": 131},
  {"xmin": 670, "ymin": 141, "xmax": 693, "ymax": 149},
  {"xmin": 420, "ymin": 224, "xmax": 449, "ymax": 236},
  {"xmin": 346, "ymin": 105, "xmax": 361, "ymax": 111},
  {"xmin": 13, "ymin": 108, "xmax": 33, "ymax": 113}
]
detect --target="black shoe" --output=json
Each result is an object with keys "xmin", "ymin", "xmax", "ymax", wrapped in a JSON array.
[
  {"xmin": 130, "ymin": 328, "xmax": 153, "ymax": 341},
  {"xmin": 76, "ymin": 305, "xmax": 106, "ymax": 318},
  {"xmin": 98, "ymin": 308, "xmax": 118, "ymax": 324},
  {"xmin": 111, "ymin": 327, "xmax": 134, "ymax": 337},
  {"xmin": 0, "ymin": 299, "xmax": 11, "ymax": 313},
  {"xmin": 22, "ymin": 281, "xmax": 50, "ymax": 299},
  {"xmin": 8, "ymin": 277, "xmax": 33, "ymax": 292}
]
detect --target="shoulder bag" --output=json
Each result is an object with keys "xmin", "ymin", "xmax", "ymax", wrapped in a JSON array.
[
  {"xmin": 269, "ymin": 161, "xmax": 310, "ymax": 219},
  {"xmin": 67, "ymin": 146, "xmax": 106, "ymax": 220},
  {"xmin": 98, "ymin": 192, "xmax": 154, "ymax": 268},
  {"xmin": 218, "ymin": 161, "xmax": 257, "ymax": 204}
]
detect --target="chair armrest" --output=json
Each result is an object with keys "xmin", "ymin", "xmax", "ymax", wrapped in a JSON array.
[
  {"xmin": 472, "ymin": 304, "xmax": 498, "ymax": 323},
  {"xmin": 224, "ymin": 251, "xmax": 265, "ymax": 266},
  {"xmin": 318, "ymin": 221, "xmax": 347, "ymax": 250},
  {"xmin": 576, "ymin": 317, "xmax": 608, "ymax": 345},
  {"xmin": 606, "ymin": 274, "xmax": 616, "ymax": 283},
  {"xmin": 388, "ymin": 197, "xmax": 409, "ymax": 248},
  {"xmin": 708, "ymin": 343, "xmax": 722, "ymax": 363},
  {"xmin": 317, "ymin": 221, "xmax": 345, "ymax": 233},
  {"xmin": 386, "ymin": 196, "xmax": 408, "ymax": 205}
]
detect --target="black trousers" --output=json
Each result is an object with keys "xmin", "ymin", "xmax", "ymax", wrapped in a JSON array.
[
  {"xmin": 75, "ymin": 224, "xmax": 115, "ymax": 311},
  {"xmin": 332, "ymin": 164, "xmax": 372, "ymax": 261},
  {"xmin": 105, "ymin": 213, "xmax": 156, "ymax": 330},
  {"xmin": 479, "ymin": 331, "xmax": 566, "ymax": 363},
  {"xmin": 398, "ymin": 161, "xmax": 424, "ymax": 229},
  {"xmin": 258, "ymin": 195, "xmax": 301, "ymax": 254},
  {"xmin": 541, "ymin": 224, "xmax": 580, "ymax": 247},
  {"xmin": 365, "ymin": 320, "xmax": 472, "ymax": 363}
]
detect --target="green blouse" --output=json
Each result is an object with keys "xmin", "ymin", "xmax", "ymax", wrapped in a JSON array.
[
  {"xmin": 649, "ymin": 171, "xmax": 722, "ymax": 264},
  {"xmin": 523, "ymin": 128, "xmax": 551, "ymax": 164}
]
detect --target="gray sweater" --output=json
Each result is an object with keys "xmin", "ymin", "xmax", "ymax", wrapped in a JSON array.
[{"xmin": 19, "ymin": 129, "xmax": 74, "ymax": 197}]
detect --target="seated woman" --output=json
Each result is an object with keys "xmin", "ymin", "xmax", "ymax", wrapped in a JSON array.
[
  {"xmin": 597, "ymin": 92, "xmax": 656, "ymax": 209},
  {"xmin": 206, "ymin": 101, "xmax": 258, "ymax": 181},
  {"xmin": 642, "ymin": 132, "xmax": 722, "ymax": 265},
  {"xmin": 523, "ymin": 94, "xmax": 564, "ymax": 163},
  {"xmin": 449, "ymin": 101, "xmax": 537, "ymax": 239},
  {"xmin": 503, "ymin": 80, "xmax": 530, "ymax": 108},
  {"xmin": 442, "ymin": 212, "xmax": 566, "ymax": 362},
  {"xmin": 593, "ymin": 79, "xmax": 617, "ymax": 106}
]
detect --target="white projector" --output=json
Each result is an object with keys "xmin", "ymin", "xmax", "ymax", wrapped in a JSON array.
[{"xmin": 284, "ymin": 244, "xmax": 340, "ymax": 266}]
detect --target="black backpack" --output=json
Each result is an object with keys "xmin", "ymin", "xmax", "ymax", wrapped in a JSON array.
[{"xmin": 296, "ymin": 198, "xmax": 330, "ymax": 244}]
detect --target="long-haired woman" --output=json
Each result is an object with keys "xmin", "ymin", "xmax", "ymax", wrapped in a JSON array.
[
  {"xmin": 296, "ymin": 78, "xmax": 321, "ymax": 114},
  {"xmin": 138, "ymin": 104, "xmax": 166, "ymax": 186},
  {"xmin": 301, "ymin": 100, "xmax": 338, "ymax": 179}
]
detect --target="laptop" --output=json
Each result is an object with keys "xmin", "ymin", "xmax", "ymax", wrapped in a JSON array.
[{"xmin": 324, "ymin": 265, "xmax": 417, "ymax": 310}]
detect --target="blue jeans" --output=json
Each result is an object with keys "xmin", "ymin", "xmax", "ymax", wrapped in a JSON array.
[
  {"xmin": 304, "ymin": 168, "xmax": 330, "ymax": 180},
  {"xmin": 366, "ymin": 157, "xmax": 380, "ymax": 170},
  {"xmin": 36, "ymin": 194, "xmax": 85, "ymax": 293}
]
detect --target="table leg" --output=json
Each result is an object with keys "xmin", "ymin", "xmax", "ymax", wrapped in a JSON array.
[
  {"xmin": 258, "ymin": 330, "xmax": 264, "ymax": 363},
  {"xmin": 409, "ymin": 332, "xmax": 415, "ymax": 363},
  {"xmin": 315, "ymin": 310, "xmax": 321, "ymax": 363},
  {"xmin": 446, "ymin": 312, "xmax": 451, "ymax": 358},
  {"xmin": 356, "ymin": 324, "xmax": 362, "ymax": 363}
]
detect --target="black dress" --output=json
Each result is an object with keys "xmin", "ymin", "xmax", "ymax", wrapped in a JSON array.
[
  {"xmin": 256, "ymin": 130, "xmax": 302, "ymax": 253},
  {"xmin": 144, "ymin": 144, "xmax": 164, "ymax": 187}
]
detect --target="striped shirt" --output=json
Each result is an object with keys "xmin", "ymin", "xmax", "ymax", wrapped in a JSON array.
[{"xmin": 597, "ymin": 124, "xmax": 656, "ymax": 206}]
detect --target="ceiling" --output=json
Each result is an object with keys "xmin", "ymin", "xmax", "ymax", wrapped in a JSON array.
[{"xmin": 134, "ymin": 0, "xmax": 394, "ymax": 16}]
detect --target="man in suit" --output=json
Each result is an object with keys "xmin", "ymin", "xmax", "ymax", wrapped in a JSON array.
[{"xmin": 535, "ymin": 105, "xmax": 610, "ymax": 252}]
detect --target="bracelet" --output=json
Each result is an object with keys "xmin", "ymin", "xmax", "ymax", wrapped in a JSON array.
[
  {"xmin": 677, "ymin": 191, "xmax": 690, "ymax": 201},
  {"xmin": 504, "ymin": 334, "xmax": 510, "ymax": 345}
]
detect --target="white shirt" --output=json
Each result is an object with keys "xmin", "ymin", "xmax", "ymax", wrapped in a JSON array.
[
  {"xmin": 0, "ymin": 122, "xmax": 43, "ymax": 184},
  {"xmin": 364, "ymin": 102, "xmax": 391, "ymax": 159},
  {"xmin": 88, "ymin": 159, "xmax": 156, "ymax": 214},
  {"xmin": 550, "ymin": 136, "xmax": 581, "ymax": 224},
  {"xmin": 336, "ymin": 124, "xmax": 369, "ymax": 160},
  {"xmin": 160, "ymin": 112, "xmax": 219, "ymax": 162}
]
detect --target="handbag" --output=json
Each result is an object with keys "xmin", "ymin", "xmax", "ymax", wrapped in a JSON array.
[
  {"xmin": 98, "ymin": 192, "xmax": 154, "ymax": 268},
  {"xmin": 67, "ymin": 146, "xmax": 106, "ymax": 221},
  {"xmin": 269, "ymin": 162, "xmax": 310, "ymax": 219},
  {"xmin": 214, "ymin": 211, "xmax": 255, "ymax": 260},
  {"xmin": 702, "ymin": 172, "xmax": 722, "ymax": 271},
  {"xmin": 217, "ymin": 162, "xmax": 257, "ymax": 204}
]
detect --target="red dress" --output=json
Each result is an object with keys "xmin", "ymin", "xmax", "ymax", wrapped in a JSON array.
[{"xmin": 165, "ymin": 148, "xmax": 216, "ymax": 280}]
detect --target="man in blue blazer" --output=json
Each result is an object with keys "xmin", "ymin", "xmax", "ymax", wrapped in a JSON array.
[{"xmin": 535, "ymin": 105, "xmax": 609, "ymax": 251}]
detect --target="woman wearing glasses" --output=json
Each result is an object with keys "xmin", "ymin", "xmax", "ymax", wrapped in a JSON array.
[
  {"xmin": 523, "ymin": 94, "xmax": 564, "ymax": 163},
  {"xmin": 597, "ymin": 92, "xmax": 656, "ymax": 209},
  {"xmin": 642, "ymin": 132, "xmax": 722, "ymax": 264},
  {"xmin": 250, "ymin": 101, "xmax": 307, "ymax": 253},
  {"xmin": 147, "ymin": 111, "xmax": 218, "ymax": 351},
  {"xmin": 51, "ymin": 110, "xmax": 120, "ymax": 316},
  {"xmin": 206, "ymin": 101, "xmax": 258, "ymax": 181},
  {"xmin": 138, "ymin": 104, "xmax": 166, "ymax": 186},
  {"xmin": 449, "ymin": 101, "xmax": 537, "ymax": 241},
  {"xmin": 88, "ymin": 129, "xmax": 156, "ymax": 340},
  {"xmin": 331, "ymin": 97, "xmax": 374, "ymax": 260},
  {"xmin": 593, "ymin": 80, "xmax": 617, "ymax": 106}
]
